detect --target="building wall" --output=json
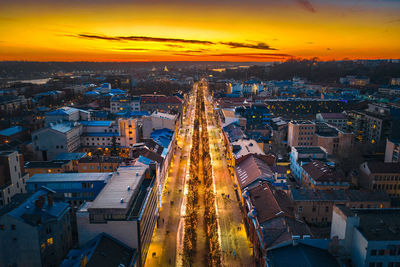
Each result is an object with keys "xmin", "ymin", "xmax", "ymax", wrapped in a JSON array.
[
  {"xmin": 351, "ymin": 228, "xmax": 368, "ymax": 267},
  {"xmin": 385, "ymin": 139, "xmax": 400, "ymax": 163},
  {"xmin": 78, "ymin": 162, "xmax": 119, "ymax": 173},
  {"xmin": 0, "ymin": 151, "xmax": 27, "ymax": 207},
  {"xmin": 0, "ymin": 215, "xmax": 42, "ymax": 267},
  {"xmin": 288, "ymin": 122, "xmax": 315, "ymax": 147},
  {"xmin": 77, "ymin": 211, "xmax": 140, "ymax": 251},
  {"xmin": 26, "ymin": 162, "xmax": 74, "ymax": 177}
]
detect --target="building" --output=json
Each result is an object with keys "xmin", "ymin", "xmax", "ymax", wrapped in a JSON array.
[
  {"xmin": 242, "ymin": 182, "xmax": 311, "ymax": 266},
  {"xmin": 330, "ymin": 205, "xmax": 400, "ymax": 267},
  {"xmin": 0, "ymin": 151, "xmax": 27, "ymax": 207},
  {"xmin": 54, "ymin": 152, "xmax": 87, "ymax": 172},
  {"xmin": 76, "ymin": 166, "xmax": 158, "ymax": 266},
  {"xmin": 359, "ymin": 161, "xmax": 400, "ymax": 198},
  {"xmin": 32, "ymin": 122, "xmax": 83, "ymax": 161},
  {"xmin": 235, "ymin": 154, "xmax": 274, "ymax": 191},
  {"xmin": 339, "ymin": 75, "xmax": 370, "ymax": 86},
  {"xmin": 78, "ymin": 156, "xmax": 122, "ymax": 173},
  {"xmin": 385, "ymin": 139, "xmax": 400, "ymax": 163},
  {"xmin": 378, "ymin": 87, "xmax": 400, "ymax": 96},
  {"xmin": 25, "ymin": 160, "xmax": 74, "ymax": 177},
  {"xmin": 291, "ymin": 189, "xmax": 390, "ymax": 225},
  {"xmin": 220, "ymin": 108, "xmax": 246, "ymax": 127},
  {"xmin": 140, "ymin": 94, "xmax": 183, "ymax": 114},
  {"xmin": 231, "ymin": 139, "xmax": 265, "ymax": 161},
  {"xmin": 142, "ymin": 111, "xmax": 178, "ymax": 139},
  {"xmin": 266, "ymin": 241, "xmax": 339, "ymax": 267},
  {"xmin": 61, "ymin": 233, "xmax": 138, "ymax": 267},
  {"xmin": 288, "ymin": 120, "xmax": 316, "ymax": 147},
  {"xmin": 0, "ymin": 126, "xmax": 25, "ymax": 144},
  {"xmin": 290, "ymin": 146, "xmax": 330, "ymax": 183},
  {"xmin": 0, "ymin": 187, "xmax": 73, "ymax": 267},
  {"xmin": 45, "ymin": 107, "xmax": 90, "ymax": 126},
  {"xmin": 26, "ymin": 172, "xmax": 111, "ymax": 207},
  {"xmin": 110, "ymin": 95, "xmax": 140, "ymax": 114},
  {"xmin": 301, "ymin": 160, "xmax": 349, "ymax": 190},
  {"xmin": 316, "ymin": 113, "xmax": 348, "ymax": 130},
  {"xmin": 314, "ymin": 122, "xmax": 354, "ymax": 156}
]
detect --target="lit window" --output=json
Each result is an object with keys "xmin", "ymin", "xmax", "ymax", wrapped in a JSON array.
[{"xmin": 47, "ymin": 237, "xmax": 53, "ymax": 245}]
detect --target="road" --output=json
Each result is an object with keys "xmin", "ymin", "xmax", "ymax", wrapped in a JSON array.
[{"xmin": 145, "ymin": 81, "xmax": 254, "ymax": 266}]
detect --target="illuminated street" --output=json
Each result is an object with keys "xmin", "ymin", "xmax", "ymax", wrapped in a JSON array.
[{"xmin": 145, "ymin": 81, "xmax": 253, "ymax": 266}]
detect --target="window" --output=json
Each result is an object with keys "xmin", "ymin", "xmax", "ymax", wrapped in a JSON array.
[
  {"xmin": 0, "ymin": 224, "xmax": 5, "ymax": 230},
  {"xmin": 298, "ymin": 206, "xmax": 303, "ymax": 212},
  {"xmin": 47, "ymin": 237, "xmax": 53, "ymax": 245},
  {"xmin": 312, "ymin": 206, "xmax": 316, "ymax": 212},
  {"xmin": 325, "ymin": 206, "xmax": 329, "ymax": 212},
  {"xmin": 370, "ymin": 250, "xmax": 377, "ymax": 256},
  {"xmin": 82, "ymin": 183, "xmax": 87, "ymax": 189},
  {"xmin": 369, "ymin": 263, "xmax": 375, "ymax": 267},
  {"xmin": 11, "ymin": 224, "xmax": 16, "ymax": 230},
  {"xmin": 378, "ymin": 249, "xmax": 384, "ymax": 256}
]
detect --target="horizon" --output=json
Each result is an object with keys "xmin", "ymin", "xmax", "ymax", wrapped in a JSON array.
[{"xmin": 1, "ymin": 0, "xmax": 400, "ymax": 62}]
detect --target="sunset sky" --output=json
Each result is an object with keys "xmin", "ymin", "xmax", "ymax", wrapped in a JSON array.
[{"xmin": 0, "ymin": 0, "xmax": 399, "ymax": 62}]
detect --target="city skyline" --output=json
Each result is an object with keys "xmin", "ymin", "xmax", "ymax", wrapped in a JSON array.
[{"xmin": 1, "ymin": 0, "xmax": 400, "ymax": 62}]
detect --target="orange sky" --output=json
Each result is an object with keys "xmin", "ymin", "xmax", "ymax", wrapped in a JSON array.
[{"xmin": 0, "ymin": 0, "xmax": 399, "ymax": 62}]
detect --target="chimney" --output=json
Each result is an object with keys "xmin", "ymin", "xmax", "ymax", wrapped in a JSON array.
[
  {"xmin": 48, "ymin": 194, "xmax": 54, "ymax": 206},
  {"xmin": 35, "ymin": 199, "xmax": 43, "ymax": 209}
]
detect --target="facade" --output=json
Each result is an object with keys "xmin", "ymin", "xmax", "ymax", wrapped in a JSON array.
[
  {"xmin": 26, "ymin": 172, "xmax": 111, "ymax": 207},
  {"xmin": 32, "ymin": 122, "xmax": 83, "ymax": 161},
  {"xmin": 385, "ymin": 139, "xmax": 400, "ymax": 163},
  {"xmin": 314, "ymin": 123, "xmax": 354, "ymax": 156},
  {"xmin": 45, "ymin": 107, "xmax": 90, "ymax": 126},
  {"xmin": 290, "ymin": 146, "xmax": 330, "ymax": 183},
  {"xmin": 0, "ymin": 126, "xmax": 25, "ymax": 143},
  {"xmin": 291, "ymin": 189, "xmax": 390, "ymax": 225},
  {"xmin": 316, "ymin": 113, "xmax": 348, "ymax": 130},
  {"xmin": 301, "ymin": 160, "xmax": 349, "ymax": 190},
  {"xmin": 331, "ymin": 205, "xmax": 400, "ymax": 267},
  {"xmin": 288, "ymin": 120, "xmax": 316, "ymax": 147},
  {"xmin": 0, "ymin": 187, "xmax": 73, "ymax": 267},
  {"xmin": 140, "ymin": 94, "xmax": 183, "ymax": 114},
  {"xmin": 242, "ymin": 182, "xmax": 311, "ymax": 266},
  {"xmin": 78, "ymin": 156, "xmax": 122, "ymax": 173},
  {"xmin": 0, "ymin": 151, "xmax": 27, "ymax": 207},
  {"xmin": 142, "ymin": 111, "xmax": 177, "ymax": 139},
  {"xmin": 76, "ymin": 166, "xmax": 158, "ymax": 266},
  {"xmin": 359, "ymin": 161, "xmax": 400, "ymax": 198},
  {"xmin": 110, "ymin": 95, "xmax": 140, "ymax": 114},
  {"xmin": 25, "ymin": 160, "xmax": 74, "ymax": 177}
]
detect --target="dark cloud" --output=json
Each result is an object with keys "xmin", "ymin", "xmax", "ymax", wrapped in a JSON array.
[
  {"xmin": 174, "ymin": 52, "xmax": 291, "ymax": 59},
  {"xmin": 69, "ymin": 33, "xmax": 277, "ymax": 51},
  {"xmin": 295, "ymin": 0, "xmax": 315, "ymax": 13},
  {"xmin": 327, "ymin": 48, "xmax": 331, "ymax": 50},
  {"xmin": 220, "ymin": 41, "xmax": 276, "ymax": 50},
  {"xmin": 75, "ymin": 34, "xmax": 214, "ymax": 45}
]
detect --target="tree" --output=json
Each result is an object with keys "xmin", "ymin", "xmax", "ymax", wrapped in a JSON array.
[{"xmin": 110, "ymin": 134, "xmax": 118, "ymax": 156}]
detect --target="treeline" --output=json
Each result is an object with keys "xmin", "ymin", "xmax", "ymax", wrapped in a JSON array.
[
  {"xmin": 130, "ymin": 80, "xmax": 191, "ymax": 95},
  {"xmin": 213, "ymin": 59, "xmax": 400, "ymax": 84}
]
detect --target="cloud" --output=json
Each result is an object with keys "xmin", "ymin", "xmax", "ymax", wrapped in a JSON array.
[
  {"xmin": 75, "ymin": 34, "xmax": 214, "ymax": 45},
  {"xmin": 69, "ymin": 33, "xmax": 277, "ymax": 51},
  {"xmin": 220, "ymin": 41, "xmax": 276, "ymax": 50},
  {"xmin": 327, "ymin": 48, "xmax": 331, "ymax": 50},
  {"xmin": 174, "ymin": 52, "xmax": 291, "ymax": 59},
  {"xmin": 295, "ymin": 0, "xmax": 315, "ymax": 13}
]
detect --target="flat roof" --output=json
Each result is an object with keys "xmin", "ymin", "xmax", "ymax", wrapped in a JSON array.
[
  {"xmin": 54, "ymin": 152, "xmax": 87, "ymax": 161},
  {"xmin": 151, "ymin": 111, "xmax": 177, "ymax": 120},
  {"xmin": 25, "ymin": 160, "xmax": 70, "ymax": 169},
  {"xmin": 80, "ymin": 121, "xmax": 114, "ymax": 127},
  {"xmin": 293, "ymin": 146, "xmax": 326, "ymax": 155},
  {"xmin": 0, "ymin": 126, "xmax": 23, "ymax": 136},
  {"xmin": 27, "ymin": 172, "xmax": 112, "ymax": 183},
  {"xmin": 89, "ymin": 166, "xmax": 147, "ymax": 211}
]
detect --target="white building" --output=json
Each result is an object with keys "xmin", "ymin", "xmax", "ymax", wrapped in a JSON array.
[
  {"xmin": 32, "ymin": 122, "xmax": 82, "ymax": 160},
  {"xmin": 45, "ymin": 106, "xmax": 90, "ymax": 126},
  {"xmin": 110, "ymin": 96, "xmax": 140, "ymax": 114},
  {"xmin": 0, "ymin": 151, "xmax": 27, "ymax": 207},
  {"xmin": 142, "ymin": 111, "xmax": 177, "ymax": 139},
  {"xmin": 330, "ymin": 205, "xmax": 400, "ymax": 267}
]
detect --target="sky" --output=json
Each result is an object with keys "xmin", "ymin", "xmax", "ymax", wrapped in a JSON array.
[{"xmin": 0, "ymin": 0, "xmax": 399, "ymax": 62}]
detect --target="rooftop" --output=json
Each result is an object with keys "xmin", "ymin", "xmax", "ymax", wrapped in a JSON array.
[
  {"xmin": 336, "ymin": 205, "xmax": 400, "ymax": 241},
  {"xmin": 80, "ymin": 121, "xmax": 114, "ymax": 127},
  {"xmin": 24, "ymin": 160, "xmax": 71, "ymax": 169},
  {"xmin": 365, "ymin": 161, "xmax": 400, "ymax": 174},
  {"xmin": 290, "ymin": 120, "xmax": 315, "ymax": 125},
  {"xmin": 151, "ymin": 111, "xmax": 177, "ymax": 121},
  {"xmin": 2, "ymin": 187, "xmax": 70, "ymax": 226},
  {"xmin": 50, "ymin": 122, "xmax": 79, "ymax": 133},
  {"xmin": 302, "ymin": 160, "xmax": 345, "ymax": 183},
  {"xmin": 46, "ymin": 107, "xmax": 80, "ymax": 116},
  {"xmin": 54, "ymin": 152, "xmax": 87, "ymax": 161},
  {"xmin": 0, "ymin": 126, "xmax": 23, "ymax": 137},
  {"xmin": 79, "ymin": 156, "xmax": 123, "ymax": 164},
  {"xmin": 27, "ymin": 172, "xmax": 112, "ymax": 183},
  {"xmin": 61, "ymin": 233, "xmax": 137, "ymax": 267},
  {"xmin": 141, "ymin": 95, "xmax": 183, "ymax": 104},
  {"xmin": 318, "ymin": 113, "xmax": 347, "ymax": 120},
  {"xmin": 89, "ymin": 166, "xmax": 147, "ymax": 211},
  {"xmin": 231, "ymin": 139, "xmax": 264, "ymax": 159},
  {"xmin": 235, "ymin": 155, "xmax": 273, "ymax": 189},
  {"xmin": 293, "ymin": 146, "xmax": 327, "ymax": 155},
  {"xmin": 291, "ymin": 189, "xmax": 390, "ymax": 202}
]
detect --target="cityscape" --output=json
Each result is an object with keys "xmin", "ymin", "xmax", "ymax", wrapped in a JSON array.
[{"xmin": 1, "ymin": 0, "xmax": 400, "ymax": 267}]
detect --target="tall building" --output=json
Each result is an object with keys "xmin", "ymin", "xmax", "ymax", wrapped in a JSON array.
[
  {"xmin": 0, "ymin": 151, "xmax": 27, "ymax": 207},
  {"xmin": 331, "ymin": 205, "xmax": 400, "ymax": 267},
  {"xmin": 288, "ymin": 120, "xmax": 316, "ymax": 147},
  {"xmin": 0, "ymin": 187, "xmax": 73, "ymax": 267},
  {"xmin": 77, "ymin": 165, "xmax": 158, "ymax": 266}
]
